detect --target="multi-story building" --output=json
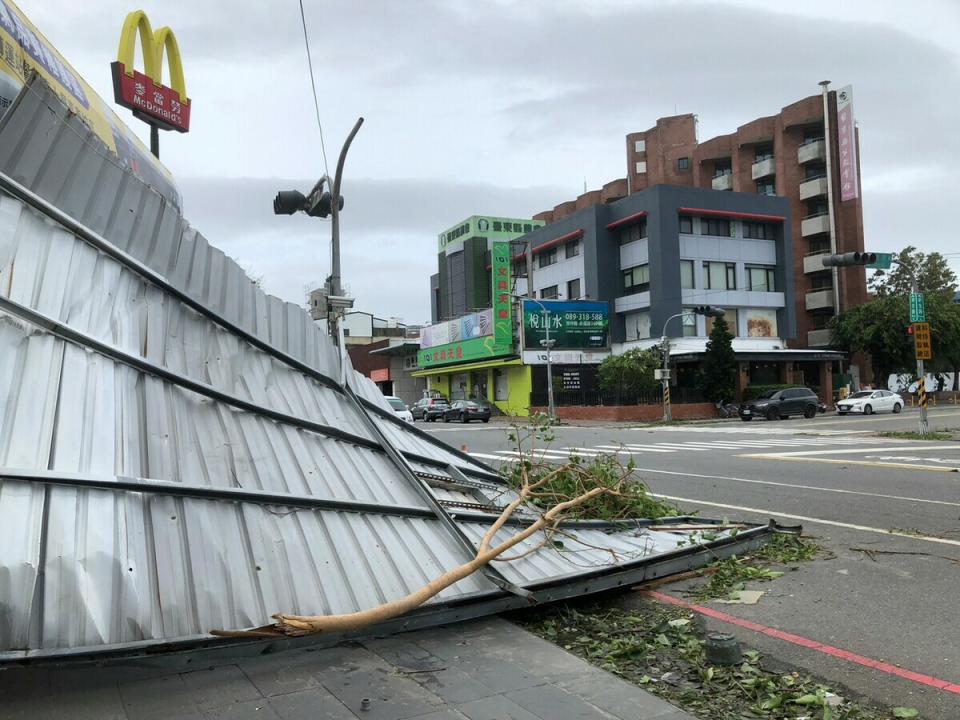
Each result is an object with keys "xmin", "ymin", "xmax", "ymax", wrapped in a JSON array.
[
  {"xmin": 430, "ymin": 215, "xmax": 544, "ymax": 323},
  {"xmin": 535, "ymin": 84, "xmax": 867, "ymax": 354},
  {"xmin": 523, "ymin": 184, "xmax": 841, "ymax": 401}
]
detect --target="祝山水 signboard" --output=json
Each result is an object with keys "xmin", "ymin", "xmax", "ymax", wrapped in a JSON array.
[
  {"xmin": 522, "ymin": 300, "xmax": 609, "ymax": 350},
  {"xmin": 836, "ymin": 85, "xmax": 859, "ymax": 202},
  {"xmin": 418, "ymin": 241, "xmax": 514, "ymax": 368},
  {"xmin": 110, "ymin": 10, "xmax": 191, "ymax": 133}
]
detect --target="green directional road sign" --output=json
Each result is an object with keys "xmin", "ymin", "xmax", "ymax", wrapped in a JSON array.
[
  {"xmin": 867, "ymin": 253, "xmax": 893, "ymax": 270},
  {"xmin": 910, "ymin": 293, "xmax": 926, "ymax": 323}
]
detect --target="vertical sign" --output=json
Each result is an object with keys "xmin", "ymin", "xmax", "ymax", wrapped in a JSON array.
[
  {"xmin": 910, "ymin": 293, "xmax": 926, "ymax": 323},
  {"xmin": 836, "ymin": 85, "xmax": 859, "ymax": 201},
  {"xmin": 913, "ymin": 322, "xmax": 932, "ymax": 360},
  {"xmin": 491, "ymin": 240, "xmax": 513, "ymax": 348}
]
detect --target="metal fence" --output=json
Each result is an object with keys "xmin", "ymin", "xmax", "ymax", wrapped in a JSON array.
[{"xmin": 530, "ymin": 386, "xmax": 706, "ymax": 407}]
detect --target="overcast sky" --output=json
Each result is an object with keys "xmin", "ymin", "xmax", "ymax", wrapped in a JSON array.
[{"xmin": 23, "ymin": 0, "xmax": 960, "ymax": 324}]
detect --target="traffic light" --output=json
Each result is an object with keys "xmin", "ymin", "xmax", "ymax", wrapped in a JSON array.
[
  {"xmin": 693, "ymin": 306, "xmax": 726, "ymax": 317},
  {"xmin": 822, "ymin": 252, "xmax": 877, "ymax": 267},
  {"xmin": 906, "ymin": 325, "xmax": 915, "ymax": 337},
  {"xmin": 273, "ymin": 178, "xmax": 345, "ymax": 218}
]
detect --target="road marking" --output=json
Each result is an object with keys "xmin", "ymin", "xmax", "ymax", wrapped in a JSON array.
[
  {"xmin": 631, "ymin": 467, "xmax": 960, "ymax": 509},
  {"xmin": 596, "ymin": 444, "xmax": 676, "ymax": 454},
  {"xmin": 642, "ymin": 591, "xmax": 960, "ymax": 695},
  {"xmin": 466, "ymin": 452, "xmax": 506, "ymax": 461},
  {"xmin": 742, "ymin": 444, "xmax": 960, "ymax": 457},
  {"xmin": 647, "ymin": 493, "xmax": 960, "ymax": 547},
  {"xmin": 813, "ymin": 409, "xmax": 960, "ymax": 427},
  {"xmin": 747, "ymin": 456, "xmax": 960, "ymax": 473}
]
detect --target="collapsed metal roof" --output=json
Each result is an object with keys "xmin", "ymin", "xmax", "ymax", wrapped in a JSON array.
[{"xmin": 0, "ymin": 77, "xmax": 775, "ymax": 664}]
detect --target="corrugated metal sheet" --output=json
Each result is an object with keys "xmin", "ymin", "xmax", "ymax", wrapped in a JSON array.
[{"xmin": 0, "ymin": 76, "xmax": 773, "ymax": 663}]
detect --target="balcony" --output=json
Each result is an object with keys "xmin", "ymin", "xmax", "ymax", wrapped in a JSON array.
[
  {"xmin": 799, "ymin": 175, "xmax": 828, "ymax": 200},
  {"xmin": 751, "ymin": 157, "xmax": 776, "ymax": 180},
  {"xmin": 806, "ymin": 288, "xmax": 835, "ymax": 311},
  {"xmin": 798, "ymin": 139, "xmax": 826, "ymax": 164},
  {"xmin": 807, "ymin": 328, "xmax": 833, "ymax": 347},
  {"xmin": 803, "ymin": 252, "xmax": 830, "ymax": 274},
  {"xmin": 712, "ymin": 173, "xmax": 733, "ymax": 191},
  {"xmin": 801, "ymin": 212, "xmax": 830, "ymax": 237}
]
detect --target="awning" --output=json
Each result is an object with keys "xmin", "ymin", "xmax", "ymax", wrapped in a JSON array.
[
  {"xmin": 369, "ymin": 341, "xmax": 420, "ymax": 357},
  {"xmin": 411, "ymin": 356, "xmax": 523, "ymax": 377},
  {"xmin": 671, "ymin": 349, "xmax": 845, "ymax": 363}
]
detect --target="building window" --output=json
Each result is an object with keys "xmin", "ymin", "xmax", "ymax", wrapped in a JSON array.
[
  {"xmin": 618, "ymin": 219, "xmax": 647, "ymax": 244},
  {"xmin": 625, "ymin": 310, "xmax": 651, "ymax": 341},
  {"xmin": 567, "ymin": 278, "xmax": 581, "ymax": 299},
  {"xmin": 747, "ymin": 266, "xmax": 776, "ymax": 292},
  {"xmin": 803, "ymin": 126, "xmax": 824, "ymax": 144},
  {"xmin": 700, "ymin": 218, "xmax": 732, "ymax": 237},
  {"xmin": 743, "ymin": 221, "xmax": 775, "ymax": 240},
  {"xmin": 622, "ymin": 264, "xmax": 650, "ymax": 295},
  {"xmin": 681, "ymin": 311, "xmax": 697, "ymax": 337},
  {"xmin": 680, "ymin": 260, "xmax": 695, "ymax": 289},
  {"xmin": 677, "ymin": 157, "xmax": 690, "ymax": 170},
  {"xmin": 634, "ymin": 139, "xmax": 646, "ymax": 153},
  {"xmin": 635, "ymin": 161, "xmax": 647, "ymax": 174},
  {"xmin": 706, "ymin": 308, "xmax": 739, "ymax": 336},
  {"xmin": 679, "ymin": 215, "xmax": 693, "ymax": 234},
  {"xmin": 756, "ymin": 181, "xmax": 776, "ymax": 196},
  {"xmin": 540, "ymin": 285, "xmax": 559, "ymax": 299},
  {"xmin": 704, "ymin": 261, "xmax": 736, "ymax": 290},
  {"xmin": 537, "ymin": 247, "xmax": 557, "ymax": 268},
  {"xmin": 565, "ymin": 239, "xmax": 581, "ymax": 259},
  {"xmin": 754, "ymin": 146, "xmax": 773, "ymax": 162}
]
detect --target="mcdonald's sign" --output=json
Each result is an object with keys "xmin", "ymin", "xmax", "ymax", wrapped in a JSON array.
[{"xmin": 110, "ymin": 10, "xmax": 191, "ymax": 133}]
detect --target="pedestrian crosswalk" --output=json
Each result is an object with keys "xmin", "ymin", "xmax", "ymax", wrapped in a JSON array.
[{"xmin": 467, "ymin": 429, "xmax": 885, "ymax": 463}]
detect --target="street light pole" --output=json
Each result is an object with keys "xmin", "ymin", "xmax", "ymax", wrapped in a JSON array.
[
  {"xmin": 327, "ymin": 117, "xmax": 364, "ymax": 341},
  {"xmin": 911, "ymin": 275, "xmax": 929, "ymax": 436},
  {"xmin": 660, "ymin": 307, "xmax": 725, "ymax": 421}
]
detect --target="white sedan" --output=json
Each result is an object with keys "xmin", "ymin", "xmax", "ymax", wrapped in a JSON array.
[
  {"xmin": 836, "ymin": 390, "xmax": 903, "ymax": 415},
  {"xmin": 385, "ymin": 395, "xmax": 414, "ymax": 422}
]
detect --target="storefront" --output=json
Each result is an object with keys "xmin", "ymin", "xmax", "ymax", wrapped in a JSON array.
[{"xmin": 411, "ymin": 358, "xmax": 532, "ymax": 416}]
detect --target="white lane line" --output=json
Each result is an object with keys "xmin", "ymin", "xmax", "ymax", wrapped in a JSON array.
[
  {"xmin": 616, "ymin": 446, "xmax": 679, "ymax": 453},
  {"xmin": 648, "ymin": 493, "xmax": 960, "ymax": 547},
  {"xmin": 649, "ymin": 443, "xmax": 709, "ymax": 451},
  {"xmin": 495, "ymin": 449, "xmax": 570, "ymax": 458},
  {"xmin": 633, "ymin": 466, "xmax": 960, "ymax": 509},
  {"xmin": 813, "ymin": 410, "xmax": 960, "ymax": 426},
  {"xmin": 751, "ymin": 457, "xmax": 960, "ymax": 473},
  {"xmin": 467, "ymin": 452, "xmax": 505, "ymax": 461},
  {"xmin": 742, "ymin": 444, "xmax": 960, "ymax": 458}
]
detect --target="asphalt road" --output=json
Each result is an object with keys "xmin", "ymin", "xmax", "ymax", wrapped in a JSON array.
[{"xmin": 420, "ymin": 407, "xmax": 960, "ymax": 719}]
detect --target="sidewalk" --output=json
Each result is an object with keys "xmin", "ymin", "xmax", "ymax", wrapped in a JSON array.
[{"xmin": 0, "ymin": 618, "xmax": 693, "ymax": 720}]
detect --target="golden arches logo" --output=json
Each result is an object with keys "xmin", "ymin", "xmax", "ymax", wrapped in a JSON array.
[{"xmin": 111, "ymin": 9, "xmax": 191, "ymax": 133}]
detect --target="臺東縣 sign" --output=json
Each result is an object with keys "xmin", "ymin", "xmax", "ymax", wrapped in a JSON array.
[
  {"xmin": 418, "ymin": 240, "xmax": 514, "ymax": 368},
  {"xmin": 110, "ymin": 10, "xmax": 191, "ymax": 133},
  {"xmin": 438, "ymin": 216, "xmax": 544, "ymax": 252},
  {"xmin": 522, "ymin": 300, "xmax": 609, "ymax": 350},
  {"xmin": 910, "ymin": 293, "xmax": 926, "ymax": 323},
  {"xmin": 914, "ymin": 322, "xmax": 932, "ymax": 360}
]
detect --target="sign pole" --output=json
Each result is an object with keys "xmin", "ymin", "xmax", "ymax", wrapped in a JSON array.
[
  {"xmin": 912, "ymin": 277, "xmax": 929, "ymax": 435},
  {"xmin": 150, "ymin": 124, "xmax": 159, "ymax": 158},
  {"xmin": 662, "ymin": 335, "xmax": 671, "ymax": 422}
]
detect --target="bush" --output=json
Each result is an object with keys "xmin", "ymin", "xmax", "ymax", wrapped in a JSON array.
[
  {"xmin": 742, "ymin": 384, "xmax": 803, "ymax": 401},
  {"xmin": 598, "ymin": 348, "xmax": 660, "ymax": 395}
]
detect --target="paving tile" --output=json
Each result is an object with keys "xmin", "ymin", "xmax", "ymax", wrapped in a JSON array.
[
  {"xmin": 408, "ymin": 666, "xmax": 497, "ymax": 705},
  {"xmin": 428, "ymin": 655, "xmax": 543, "ymax": 695},
  {"xmin": 267, "ymin": 686, "xmax": 356, "ymax": 720},
  {"xmin": 236, "ymin": 649, "xmax": 323, "ymax": 697},
  {"xmin": 120, "ymin": 673, "xmax": 201, "ymax": 720},
  {"xmin": 403, "ymin": 711, "xmax": 469, "ymax": 720},
  {"xmin": 506, "ymin": 685, "xmax": 616, "ymax": 719},
  {"xmin": 454, "ymin": 694, "xmax": 542, "ymax": 720},
  {"xmin": 319, "ymin": 666, "xmax": 445, "ymax": 720},
  {"xmin": 364, "ymin": 637, "xmax": 447, "ymax": 672},
  {"xmin": 557, "ymin": 670, "xmax": 690, "ymax": 719},
  {"xmin": 201, "ymin": 697, "xmax": 281, "ymax": 719},
  {"xmin": 180, "ymin": 665, "xmax": 263, "ymax": 711}
]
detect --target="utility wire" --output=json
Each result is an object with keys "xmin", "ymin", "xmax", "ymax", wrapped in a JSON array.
[{"xmin": 298, "ymin": 0, "xmax": 330, "ymax": 178}]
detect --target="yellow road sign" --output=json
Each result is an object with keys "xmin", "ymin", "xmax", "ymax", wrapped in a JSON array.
[{"xmin": 914, "ymin": 322, "xmax": 932, "ymax": 360}]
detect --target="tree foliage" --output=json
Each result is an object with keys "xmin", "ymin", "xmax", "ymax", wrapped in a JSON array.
[
  {"xmin": 698, "ymin": 315, "xmax": 736, "ymax": 403},
  {"xmin": 869, "ymin": 246, "xmax": 958, "ymax": 298},
  {"xmin": 597, "ymin": 348, "xmax": 660, "ymax": 395}
]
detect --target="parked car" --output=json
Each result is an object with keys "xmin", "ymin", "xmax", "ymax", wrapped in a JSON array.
[
  {"xmin": 739, "ymin": 387, "xmax": 825, "ymax": 421},
  {"xmin": 384, "ymin": 395, "xmax": 413, "ymax": 422},
  {"xmin": 411, "ymin": 397, "xmax": 450, "ymax": 422},
  {"xmin": 836, "ymin": 389, "xmax": 903, "ymax": 415},
  {"xmin": 442, "ymin": 400, "xmax": 491, "ymax": 423}
]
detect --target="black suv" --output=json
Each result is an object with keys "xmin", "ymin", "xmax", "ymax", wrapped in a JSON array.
[
  {"xmin": 739, "ymin": 387, "xmax": 825, "ymax": 421},
  {"xmin": 411, "ymin": 397, "xmax": 449, "ymax": 422}
]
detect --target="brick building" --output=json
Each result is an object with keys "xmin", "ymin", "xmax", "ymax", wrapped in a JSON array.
[{"xmin": 535, "ymin": 85, "xmax": 867, "ymax": 354}]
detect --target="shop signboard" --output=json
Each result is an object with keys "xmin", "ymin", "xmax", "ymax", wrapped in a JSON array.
[
  {"xmin": 418, "ymin": 241, "xmax": 513, "ymax": 368},
  {"xmin": 438, "ymin": 215, "xmax": 545, "ymax": 252},
  {"xmin": 522, "ymin": 300, "xmax": 609, "ymax": 350}
]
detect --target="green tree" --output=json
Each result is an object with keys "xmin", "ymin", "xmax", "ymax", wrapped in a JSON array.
[
  {"xmin": 869, "ymin": 246, "xmax": 958, "ymax": 298},
  {"xmin": 598, "ymin": 348, "xmax": 659, "ymax": 396},
  {"xmin": 698, "ymin": 315, "xmax": 737, "ymax": 403},
  {"xmin": 830, "ymin": 295, "xmax": 913, "ymax": 383}
]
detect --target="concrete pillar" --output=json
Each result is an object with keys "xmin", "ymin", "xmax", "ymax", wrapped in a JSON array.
[
  {"xmin": 819, "ymin": 362, "xmax": 833, "ymax": 407},
  {"xmin": 735, "ymin": 361, "xmax": 750, "ymax": 401}
]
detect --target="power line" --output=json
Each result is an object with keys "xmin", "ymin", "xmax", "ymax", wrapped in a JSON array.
[{"xmin": 298, "ymin": 0, "xmax": 330, "ymax": 178}]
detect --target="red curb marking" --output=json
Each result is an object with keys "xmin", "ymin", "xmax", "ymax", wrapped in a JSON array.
[{"xmin": 642, "ymin": 590, "xmax": 960, "ymax": 695}]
